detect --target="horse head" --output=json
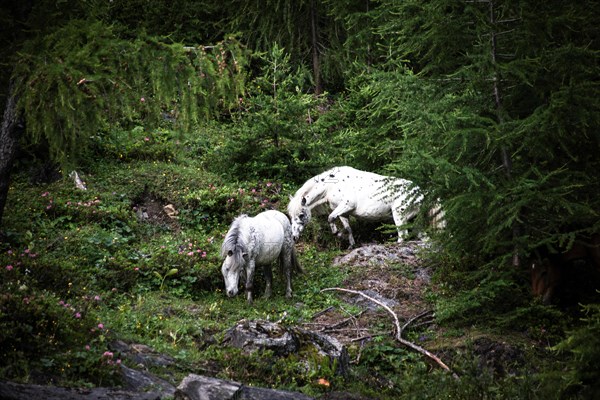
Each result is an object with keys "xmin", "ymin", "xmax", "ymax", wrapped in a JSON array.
[
  {"xmin": 221, "ymin": 246, "xmax": 248, "ymax": 297},
  {"xmin": 291, "ymin": 203, "xmax": 311, "ymax": 242},
  {"xmin": 530, "ymin": 256, "xmax": 562, "ymax": 304}
]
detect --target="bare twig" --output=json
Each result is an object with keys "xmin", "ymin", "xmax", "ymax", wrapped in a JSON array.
[
  {"xmin": 323, "ymin": 310, "xmax": 366, "ymax": 332},
  {"xmin": 321, "ymin": 287, "xmax": 459, "ymax": 379},
  {"xmin": 311, "ymin": 306, "xmax": 335, "ymax": 319},
  {"xmin": 400, "ymin": 310, "xmax": 433, "ymax": 334}
]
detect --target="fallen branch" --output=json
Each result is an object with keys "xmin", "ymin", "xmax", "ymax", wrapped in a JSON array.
[
  {"xmin": 401, "ymin": 310, "xmax": 433, "ymax": 334},
  {"xmin": 323, "ymin": 310, "xmax": 366, "ymax": 332},
  {"xmin": 311, "ymin": 306, "xmax": 335, "ymax": 320},
  {"xmin": 321, "ymin": 287, "xmax": 459, "ymax": 379}
]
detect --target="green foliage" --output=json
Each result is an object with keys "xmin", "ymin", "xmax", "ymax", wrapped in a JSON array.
[
  {"xmin": 205, "ymin": 45, "xmax": 330, "ymax": 182},
  {"xmin": 13, "ymin": 19, "xmax": 246, "ymax": 165},
  {"xmin": 550, "ymin": 302, "xmax": 600, "ymax": 397},
  {"xmin": 331, "ymin": 0, "xmax": 600, "ymax": 267},
  {"xmin": 0, "ymin": 285, "xmax": 122, "ymax": 386},
  {"xmin": 434, "ymin": 268, "xmax": 527, "ymax": 327}
]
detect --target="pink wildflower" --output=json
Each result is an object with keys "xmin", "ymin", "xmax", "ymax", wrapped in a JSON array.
[
  {"xmin": 5, "ymin": 265, "xmax": 13, "ymax": 271},
  {"xmin": 85, "ymin": 345, "xmax": 91, "ymax": 351},
  {"xmin": 98, "ymin": 323, "xmax": 104, "ymax": 330},
  {"xmin": 134, "ymin": 267, "xmax": 140, "ymax": 271},
  {"xmin": 41, "ymin": 192, "xmax": 49, "ymax": 197},
  {"xmin": 75, "ymin": 312, "xmax": 82, "ymax": 319},
  {"xmin": 144, "ymin": 137, "xmax": 150, "ymax": 142},
  {"xmin": 140, "ymin": 97, "xmax": 145, "ymax": 103},
  {"xmin": 94, "ymin": 295, "xmax": 101, "ymax": 301}
]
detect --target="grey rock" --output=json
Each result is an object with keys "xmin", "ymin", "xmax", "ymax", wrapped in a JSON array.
[{"xmin": 175, "ymin": 374, "xmax": 314, "ymax": 400}]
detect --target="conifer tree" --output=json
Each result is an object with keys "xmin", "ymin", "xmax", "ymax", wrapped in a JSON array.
[
  {"xmin": 0, "ymin": 1, "xmax": 247, "ymax": 227},
  {"xmin": 342, "ymin": 0, "xmax": 600, "ymax": 264}
]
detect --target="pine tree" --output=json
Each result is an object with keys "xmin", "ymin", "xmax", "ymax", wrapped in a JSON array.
[
  {"xmin": 350, "ymin": 0, "xmax": 600, "ymax": 265},
  {"xmin": 0, "ymin": 1, "xmax": 247, "ymax": 227}
]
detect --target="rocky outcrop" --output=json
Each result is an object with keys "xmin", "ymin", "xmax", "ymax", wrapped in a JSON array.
[
  {"xmin": 333, "ymin": 241, "xmax": 427, "ymax": 269},
  {"xmin": 0, "ymin": 380, "xmax": 163, "ymax": 400},
  {"xmin": 223, "ymin": 319, "xmax": 349, "ymax": 376},
  {"xmin": 175, "ymin": 374, "xmax": 314, "ymax": 400}
]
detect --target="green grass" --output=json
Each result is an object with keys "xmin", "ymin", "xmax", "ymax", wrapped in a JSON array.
[{"xmin": 0, "ymin": 127, "xmax": 594, "ymax": 399}]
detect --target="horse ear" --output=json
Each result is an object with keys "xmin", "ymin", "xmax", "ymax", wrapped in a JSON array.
[
  {"xmin": 301, "ymin": 197, "xmax": 307, "ymax": 206},
  {"xmin": 227, "ymin": 250, "xmax": 233, "ymax": 257}
]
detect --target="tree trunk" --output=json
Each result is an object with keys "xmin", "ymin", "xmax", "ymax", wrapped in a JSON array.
[
  {"xmin": 310, "ymin": 0, "xmax": 322, "ymax": 95},
  {"xmin": 0, "ymin": 80, "xmax": 22, "ymax": 228},
  {"xmin": 488, "ymin": 1, "xmax": 520, "ymax": 267}
]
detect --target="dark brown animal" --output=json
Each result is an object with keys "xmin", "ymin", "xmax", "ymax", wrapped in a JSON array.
[{"xmin": 530, "ymin": 234, "xmax": 600, "ymax": 304}]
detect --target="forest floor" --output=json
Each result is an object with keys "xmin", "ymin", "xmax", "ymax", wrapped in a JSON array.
[
  {"xmin": 302, "ymin": 241, "xmax": 434, "ymax": 345},
  {"xmin": 302, "ymin": 240, "xmax": 533, "ymax": 381}
]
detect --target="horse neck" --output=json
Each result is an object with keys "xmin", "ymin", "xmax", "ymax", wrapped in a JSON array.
[
  {"xmin": 289, "ymin": 178, "xmax": 327, "ymax": 216},
  {"xmin": 222, "ymin": 216, "xmax": 252, "ymax": 257}
]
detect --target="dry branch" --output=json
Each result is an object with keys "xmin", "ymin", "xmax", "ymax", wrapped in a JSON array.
[{"xmin": 321, "ymin": 287, "xmax": 459, "ymax": 379}]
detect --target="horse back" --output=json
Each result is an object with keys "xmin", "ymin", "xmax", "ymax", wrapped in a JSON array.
[{"xmin": 251, "ymin": 210, "xmax": 290, "ymax": 264}]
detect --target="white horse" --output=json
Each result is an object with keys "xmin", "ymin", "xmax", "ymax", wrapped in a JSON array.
[
  {"xmin": 287, "ymin": 166, "xmax": 443, "ymax": 247},
  {"xmin": 221, "ymin": 210, "xmax": 301, "ymax": 303}
]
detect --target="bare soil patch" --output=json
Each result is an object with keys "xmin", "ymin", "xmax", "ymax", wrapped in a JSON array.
[{"xmin": 302, "ymin": 241, "xmax": 436, "ymax": 345}]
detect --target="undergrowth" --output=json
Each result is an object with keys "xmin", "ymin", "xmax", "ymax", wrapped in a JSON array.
[{"xmin": 1, "ymin": 125, "xmax": 598, "ymax": 399}]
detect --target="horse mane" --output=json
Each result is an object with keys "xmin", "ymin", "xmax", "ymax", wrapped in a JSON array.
[
  {"xmin": 287, "ymin": 167, "xmax": 337, "ymax": 216},
  {"xmin": 221, "ymin": 214, "xmax": 249, "ymax": 266},
  {"xmin": 287, "ymin": 179, "xmax": 316, "ymax": 216}
]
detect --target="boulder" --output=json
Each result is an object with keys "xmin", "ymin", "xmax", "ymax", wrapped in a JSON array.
[
  {"xmin": 175, "ymin": 374, "xmax": 314, "ymax": 400},
  {"xmin": 223, "ymin": 319, "xmax": 349, "ymax": 377},
  {"xmin": 120, "ymin": 365, "xmax": 176, "ymax": 397},
  {"xmin": 223, "ymin": 319, "xmax": 300, "ymax": 357},
  {"xmin": 0, "ymin": 381, "xmax": 162, "ymax": 400}
]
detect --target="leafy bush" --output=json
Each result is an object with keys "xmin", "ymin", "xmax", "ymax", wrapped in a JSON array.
[
  {"xmin": 0, "ymin": 284, "xmax": 121, "ymax": 386},
  {"xmin": 204, "ymin": 44, "xmax": 331, "ymax": 183}
]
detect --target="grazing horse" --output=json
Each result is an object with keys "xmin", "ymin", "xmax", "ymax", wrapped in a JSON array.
[
  {"xmin": 287, "ymin": 166, "xmax": 443, "ymax": 248},
  {"xmin": 221, "ymin": 210, "xmax": 301, "ymax": 304},
  {"xmin": 530, "ymin": 234, "xmax": 600, "ymax": 304}
]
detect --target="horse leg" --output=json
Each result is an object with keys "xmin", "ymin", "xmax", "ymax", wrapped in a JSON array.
[
  {"xmin": 281, "ymin": 246, "xmax": 293, "ymax": 298},
  {"xmin": 329, "ymin": 220, "xmax": 340, "ymax": 236},
  {"xmin": 245, "ymin": 259, "xmax": 256, "ymax": 304},
  {"xmin": 328, "ymin": 201, "xmax": 356, "ymax": 247},
  {"xmin": 392, "ymin": 205, "xmax": 409, "ymax": 243},
  {"xmin": 263, "ymin": 263, "xmax": 273, "ymax": 299},
  {"xmin": 338, "ymin": 216, "xmax": 355, "ymax": 248}
]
